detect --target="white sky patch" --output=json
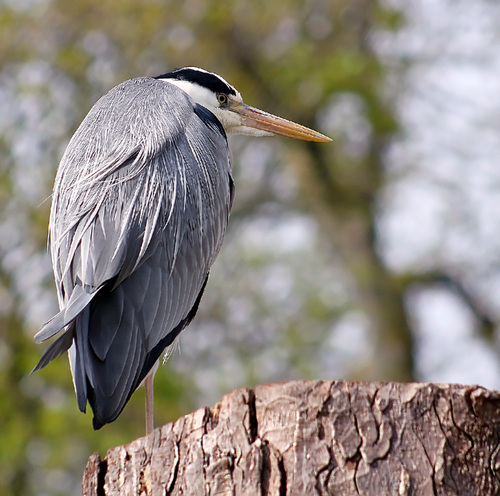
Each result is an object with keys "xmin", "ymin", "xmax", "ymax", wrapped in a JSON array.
[{"xmin": 408, "ymin": 286, "xmax": 500, "ymax": 389}]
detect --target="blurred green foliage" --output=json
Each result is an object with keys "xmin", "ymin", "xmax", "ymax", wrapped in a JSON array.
[{"xmin": 0, "ymin": 0, "xmax": 406, "ymax": 494}]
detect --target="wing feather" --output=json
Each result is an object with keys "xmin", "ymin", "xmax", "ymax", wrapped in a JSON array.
[{"xmin": 33, "ymin": 286, "xmax": 94, "ymax": 343}]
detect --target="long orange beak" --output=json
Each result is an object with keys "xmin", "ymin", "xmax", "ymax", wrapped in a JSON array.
[{"xmin": 230, "ymin": 103, "xmax": 331, "ymax": 143}]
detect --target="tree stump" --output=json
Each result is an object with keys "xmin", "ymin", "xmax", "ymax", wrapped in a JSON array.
[{"xmin": 82, "ymin": 380, "xmax": 500, "ymax": 495}]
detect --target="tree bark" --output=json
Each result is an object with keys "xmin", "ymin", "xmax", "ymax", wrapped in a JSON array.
[{"xmin": 82, "ymin": 380, "xmax": 500, "ymax": 495}]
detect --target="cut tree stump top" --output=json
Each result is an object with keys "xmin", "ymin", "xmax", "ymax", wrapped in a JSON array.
[{"xmin": 82, "ymin": 380, "xmax": 500, "ymax": 495}]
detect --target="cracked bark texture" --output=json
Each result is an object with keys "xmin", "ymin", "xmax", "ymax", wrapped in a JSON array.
[{"xmin": 82, "ymin": 380, "xmax": 500, "ymax": 495}]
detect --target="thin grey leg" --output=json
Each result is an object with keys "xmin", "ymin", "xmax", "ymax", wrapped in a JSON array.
[{"xmin": 145, "ymin": 369, "xmax": 155, "ymax": 435}]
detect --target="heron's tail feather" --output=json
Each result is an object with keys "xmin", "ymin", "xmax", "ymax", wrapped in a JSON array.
[
  {"xmin": 31, "ymin": 328, "xmax": 74, "ymax": 373},
  {"xmin": 33, "ymin": 287, "xmax": 95, "ymax": 343}
]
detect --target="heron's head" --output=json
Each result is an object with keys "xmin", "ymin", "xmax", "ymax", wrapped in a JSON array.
[{"xmin": 157, "ymin": 67, "xmax": 331, "ymax": 143}]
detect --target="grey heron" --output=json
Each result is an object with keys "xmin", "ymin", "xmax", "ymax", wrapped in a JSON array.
[{"xmin": 32, "ymin": 67, "xmax": 331, "ymax": 433}]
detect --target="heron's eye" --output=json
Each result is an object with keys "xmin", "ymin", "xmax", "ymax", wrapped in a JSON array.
[{"xmin": 217, "ymin": 93, "xmax": 228, "ymax": 105}]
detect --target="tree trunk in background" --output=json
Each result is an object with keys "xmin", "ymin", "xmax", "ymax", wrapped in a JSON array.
[
  {"xmin": 289, "ymin": 145, "xmax": 414, "ymax": 382},
  {"xmin": 82, "ymin": 380, "xmax": 500, "ymax": 495}
]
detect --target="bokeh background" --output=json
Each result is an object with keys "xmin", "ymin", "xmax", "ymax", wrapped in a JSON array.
[{"xmin": 2, "ymin": 0, "xmax": 500, "ymax": 494}]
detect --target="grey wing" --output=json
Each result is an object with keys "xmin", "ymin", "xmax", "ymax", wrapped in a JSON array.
[{"xmin": 33, "ymin": 78, "xmax": 233, "ymax": 428}]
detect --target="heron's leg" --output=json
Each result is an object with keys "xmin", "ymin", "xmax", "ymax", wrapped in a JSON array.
[{"xmin": 145, "ymin": 366, "xmax": 156, "ymax": 435}]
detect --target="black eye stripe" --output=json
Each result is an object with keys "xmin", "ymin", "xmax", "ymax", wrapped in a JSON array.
[{"xmin": 156, "ymin": 68, "xmax": 236, "ymax": 96}]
